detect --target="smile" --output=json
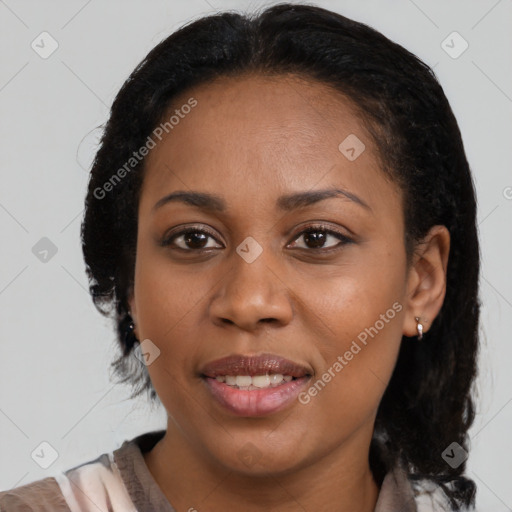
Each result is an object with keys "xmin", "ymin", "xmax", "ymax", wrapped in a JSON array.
[
  {"xmin": 200, "ymin": 353, "xmax": 312, "ymax": 417},
  {"xmin": 214, "ymin": 374, "xmax": 294, "ymax": 389}
]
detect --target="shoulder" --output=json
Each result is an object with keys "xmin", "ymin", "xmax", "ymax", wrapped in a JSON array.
[
  {"xmin": 55, "ymin": 451, "xmax": 137, "ymax": 511},
  {"xmin": 0, "ymin": 430, "xmax": 166, "ymax": 512},
  {"xmin": 410, "ymin": 476, "xmax": 477, "ymax": 512},
  {"xmin": 377, "ymin": 463, "xmax": 476, "ymax": 512},
  {"xmin": 0, "ymin": 449, "xmax": 134, "ymax": 512},
  {"xmin": 0, "ymin": 476, "xmax": 70, "ymax": 511},
  {"xmin": 371, "ymin": 434, "xmax": 475, "ymax": 512}
]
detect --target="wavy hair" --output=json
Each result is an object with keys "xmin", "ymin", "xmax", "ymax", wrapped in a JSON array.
[{"xmin": 81, "ymin": 3, "xmax": 480, "ymax": 509}]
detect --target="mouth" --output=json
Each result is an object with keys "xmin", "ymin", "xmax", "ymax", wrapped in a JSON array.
[{"xmin": 200, "ymin": 353, "xmax": 312, "ymax": 417}]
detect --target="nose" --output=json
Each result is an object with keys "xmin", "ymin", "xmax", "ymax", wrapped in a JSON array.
[{"xmin": 209, "ymin": 247, "xmax": 294, "ymax": 331}]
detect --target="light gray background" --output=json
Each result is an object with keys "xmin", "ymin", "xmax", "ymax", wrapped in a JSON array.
[{"xmin": 0, "ymin": 0, "xmax": 511, "ymax": 510}]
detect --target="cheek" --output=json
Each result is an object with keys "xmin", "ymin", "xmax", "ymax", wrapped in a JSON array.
[
  {"xmin": 306, "ymin": 246, "xmax": 405, "ymax": 346},
  {"xmin": 131, "ymin": 244, "xmax": 211, "ymax": 373},
  {"xmin": 132, "ymin": 258, "xmax": 207, "ymax": 418},
  {"xmin": 298, "ymin": 260, "xmax": 406, "ymax": 426},
  {"xmin": 302, "ymin": 321, "xmax": 403, "ymax": 440}
]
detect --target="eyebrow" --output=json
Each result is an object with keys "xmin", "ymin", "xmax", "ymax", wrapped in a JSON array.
[{"xmin": 152, "ymin": 187, "xmax": 371, "ymax": 213}]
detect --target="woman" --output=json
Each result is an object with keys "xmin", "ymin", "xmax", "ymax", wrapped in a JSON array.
[{"xmin": 0, "ymin": 3, "xmax": 479, "ymax": 511}]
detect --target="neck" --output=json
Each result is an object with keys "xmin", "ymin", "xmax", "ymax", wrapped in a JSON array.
[{"xmin": 144, "ymin": 422, "xmax": 380, "ymax": 512}]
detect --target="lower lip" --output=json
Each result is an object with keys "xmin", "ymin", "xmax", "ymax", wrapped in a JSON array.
[{"xmin": 204, "ymin": 377, "xmax": 310, "ymax": 417}]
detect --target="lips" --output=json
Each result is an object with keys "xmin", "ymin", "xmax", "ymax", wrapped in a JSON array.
[
  {"xmin": 200, "ymin": 353, "xmax": 312, "ymax": 417},
  {"xmin": 201, "ymin": 353, "xmax": 311, "ymax": 379}
]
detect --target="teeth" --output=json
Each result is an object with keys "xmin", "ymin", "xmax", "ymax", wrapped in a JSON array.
[
  {"xmin": 235, "ymin": 375, "xmax": 252, "ymax": 387},
  {"xmin": 213, "ymin": 374, "xmax": 296, "ymax": 389},
  {"xmin": 270, "ymin": 373, "xmax": 284, "ymax": 385},
  {"xmin": 252, "ymin": 375, "xmax": 270, "ymax": 388},
  {"xmin": 225, "ymin": 375, "xmax": 237, "ymax": 385}
]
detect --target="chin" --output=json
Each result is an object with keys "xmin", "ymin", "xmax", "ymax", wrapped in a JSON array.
[{"xmin": 201, "ymin": 431, "xmax": 315, "ymax": 478}]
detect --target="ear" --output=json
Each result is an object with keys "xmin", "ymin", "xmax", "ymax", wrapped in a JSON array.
[{"xmin": 403, "ymin": 225, "xmax": 450, "ymax": 338}]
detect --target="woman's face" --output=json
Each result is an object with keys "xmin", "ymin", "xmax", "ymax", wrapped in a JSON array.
[{"xmin": 129, "ymin": 74, "xmax": 411, "ymax": 475}]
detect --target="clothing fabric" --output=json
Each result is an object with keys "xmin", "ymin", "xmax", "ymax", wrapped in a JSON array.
[{"xmin": 0, "ymin": 429, "xmax": 455, "ymax": 511}]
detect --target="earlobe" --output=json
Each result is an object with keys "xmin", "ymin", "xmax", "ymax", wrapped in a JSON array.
[{"xmin": 403, "ymin": 225, "xmax": 450, "ymax": 339}]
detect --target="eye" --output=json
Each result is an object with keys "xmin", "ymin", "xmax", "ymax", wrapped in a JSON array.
[
  {"xmin": 288, "ymin": 224, "xmax": 353, "ymax": 251},
  {"xmin": 161, "ymin": 223, "xmax": 353, "ymax": 253},
  {"xmin": 161, "ymin": 226, "xmax": 223, "ymax": 251}
]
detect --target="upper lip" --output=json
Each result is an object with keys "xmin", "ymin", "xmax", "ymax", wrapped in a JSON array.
[{"xmin": 200, "ymin": 353, "xmax": 312, "ymax": 378}]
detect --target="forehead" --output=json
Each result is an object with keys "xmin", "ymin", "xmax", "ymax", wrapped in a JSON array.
[{"xmin": 140, "ymin": 73, "xmax": 399, "ymax": 217}]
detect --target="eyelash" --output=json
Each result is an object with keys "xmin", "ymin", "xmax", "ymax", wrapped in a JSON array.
[{"xmin": 161, "ymin": 223, "xmax": 353, "ymax": 253}]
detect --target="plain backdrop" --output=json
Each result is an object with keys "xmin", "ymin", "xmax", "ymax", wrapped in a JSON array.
[{"xmin": 0, "ymin": 0, "xmax": 511, "ymax": 510}]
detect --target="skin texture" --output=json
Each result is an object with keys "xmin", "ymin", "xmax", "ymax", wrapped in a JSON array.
[{"xmin": 128, "ymin": 73, "xmax": 450, "ymax": 512}]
